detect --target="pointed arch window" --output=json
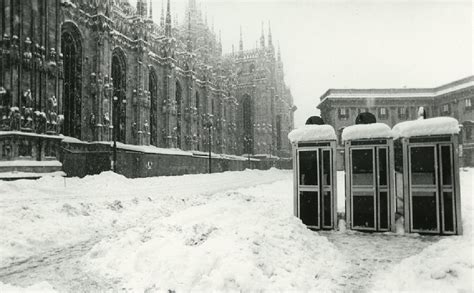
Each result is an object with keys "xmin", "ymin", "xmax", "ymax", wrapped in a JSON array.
[
  {"xmin": 196, "ymin": 91, "xmax": 200, "ymax": 151},
  {"xmin": 112, "ymin": 49, "xmax": 127, "ymax": 143},
  {"xmin": 242, "ymin": 94, "xmax": 253, "ymax": 154},
  {"xmin": 61, "ymin": 23, "xmax": 83, "ymax": 139},
  {"xmin": 175, "ymin": 81, "xmax": 182, "ymax": 149},
  {"xmin": 149, "ymin": 69, "xmax": 158, "ymax": 146}
]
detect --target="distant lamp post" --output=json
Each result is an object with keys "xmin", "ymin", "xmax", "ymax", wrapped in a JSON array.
[
  {"xmin": 204, "ymin": 113, "xmax": 214, "ymax": 173},
  {"xmin": 243, "ymin": 136, "xmax": 253, "ymax": 168}
]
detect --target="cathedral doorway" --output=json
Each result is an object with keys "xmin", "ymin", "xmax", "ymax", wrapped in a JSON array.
[
  {"xmin": 111, "ymin": 49, "xmax": 127, "ymax": 143},
  {"xmin": 61, "ymin": 23, "xmax": 82, "ymax": 139},
  {"xmin": 149, "ymin": 69, "xmax": 158, "ymax": 146}
]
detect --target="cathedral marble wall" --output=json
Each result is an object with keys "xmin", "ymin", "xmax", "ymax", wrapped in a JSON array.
[{"xmin": 0, "ymin": 0, "xmax": 295, "ymax": 159}]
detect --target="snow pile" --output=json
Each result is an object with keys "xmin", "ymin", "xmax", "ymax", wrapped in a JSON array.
[
  {"xmin": 341, "ymin": 123, "xmax": 393, "ymax": 141},
  {"xmin": 288, "ymin": 124, "xmax": 336, "ymax": 143},
  {"xmin": 0, "ymin": 281, "xmax": 56, "ymax": 293},
  {"xmin": 0, "ymin": 169, "xmax": 290, "ymax": 269},
  {"xmin": 392, "ymin": 117, "xmax": 460, "ymax": 138},
  {"xmin": 83, "ymin": 181, "xmax": 344, "ymax": 291},
  {"xmin": 372, "ymin": 168, "xmax": 474, "ymax": 292}
]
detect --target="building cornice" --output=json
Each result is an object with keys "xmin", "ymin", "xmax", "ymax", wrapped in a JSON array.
[{"xmin": 317, "ymin": 76, "xmax": 474, "ymax": 109}]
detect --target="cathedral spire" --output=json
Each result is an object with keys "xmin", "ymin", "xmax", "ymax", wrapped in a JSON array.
[
  {"xmin": 136, "ymin": 0, "xmax": 147, "ymax": 17},
  {"xmin": 268, "ymin": 21, "xmax": 273, "ymax": 48},
  {"xmin": 239, "ymin": 26, "xmax": 243, "ymax": 52},
  {"xmin": 165, "ymin": 0, "xmax": 172, "ymax": 37},
  {"xmin": 277, "ymin": 41, "xmax": 281, "ymax": 61},
  {"xmin": 260, "ymin": 22, "xmax": 265, "ymax": 48},
  {"xmin": 160, "ymin": 0, "xmax": 164, "ymax": 26},
  {"xmin": 188, "ymin": 0, "xmax": 197, "ymax": 11},
  {"xmin": 187, "ymin": 11, "xmax": 193, "ymax": 52},
  {"xmin": 149, "ymin": 0, "xmax": 153, "ymax": 19}
]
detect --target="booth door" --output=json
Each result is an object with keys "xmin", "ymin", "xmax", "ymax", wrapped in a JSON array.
[
  {"xmin": 350, "ymin": 147, "xmax": 390, "ymax": 231},
  {"xmin": 350, "ymin": 148, "xmax": 376, "ymax": 230},
  {"xmin": 409, "ymin": 144, "xmax": 456, "ymax": 234},
  {"xmin": 321, "ymin": 149, "xmax": 334, "ymax": 229},
  {"xmin": 297, "ymin": 148, "xmax": 334, "ymax": 229},
  {"xmin": 297, "ymin": 149, "xmax": 320, "ymax": 229}
]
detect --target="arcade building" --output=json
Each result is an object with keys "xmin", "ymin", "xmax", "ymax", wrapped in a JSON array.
[{"xmin": 317, "ymin": 76, "xmax": 474, "ymax": 168}]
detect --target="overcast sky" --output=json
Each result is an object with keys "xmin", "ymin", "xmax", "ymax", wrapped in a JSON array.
[{"xmin": 141, "ymin": 0, "xmax": 473, "ymax": 127}]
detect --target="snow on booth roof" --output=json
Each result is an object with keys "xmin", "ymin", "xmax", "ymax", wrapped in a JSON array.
[
  {"xmin": 342, "ymin": 123, "xmax": 393, "ymax": 141},
  {"xmin": 288, "ymin": 124, "xmax": 336, "ymax": 143},
  {"xmin": 392, "ymin": 117, "xmax": 460, "ymax": 138}
]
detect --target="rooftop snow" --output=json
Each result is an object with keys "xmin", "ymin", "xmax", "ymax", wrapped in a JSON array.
[
  {"xmin": 317, "ymin": 76, "xmax": 474, "ymax": 107},
  {"xmin": 288, "ymin": 124, "xmax": 336, "ymax": 143},
  {"xmin": 392, "ymin": 117, "xmax": 460, "ymax": 138},
  {"xmin": 342, "ymin": 123, "xmax": 393, "ymax": 141}
]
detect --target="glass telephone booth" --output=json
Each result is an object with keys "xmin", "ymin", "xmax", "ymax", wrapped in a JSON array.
[
  {"xmin": 343, "ymin": 123, "xmax": 396, "ymax": 232},
  {"xmin": 394, "ymin": 117, "xmax": 462, "ymax": 235},
  {"xmin": 290, "ymin": 123, "xmax": 337, "ymax": 230}
]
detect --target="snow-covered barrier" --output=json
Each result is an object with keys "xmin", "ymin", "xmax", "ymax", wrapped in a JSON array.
[
  {"xmin": 288, "ymin": 124, "xmax": 338, "ymax": 230},
  {"xmin": 342, "ymin": 123, "xmax": 396, "ymax": 232},
  {"xmin": 393, "ymin": 117, "xmax": 463, "ymax": 235}
]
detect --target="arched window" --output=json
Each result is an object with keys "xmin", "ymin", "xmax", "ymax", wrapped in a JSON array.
[
  {"xmin": 112, "ymin": 48, "xmax": 127, "ymax": 143},
  {"xmin": 61, "ymin": 23, "xmax": 82, "ymax": 139},
  {"xmin": 149, "ymin": 69, "xmax": 158, "ymax": 146},
  {"xmin": 175, "ymin": 81, "xmax": 182, "ymax": 148},
  {"xmin": 195, "ymin": 91, "xmax": 200, "ymax": 150},
  {"xmin": 242, "ymin": 94, "xmax": 253, "ymax": 154}
]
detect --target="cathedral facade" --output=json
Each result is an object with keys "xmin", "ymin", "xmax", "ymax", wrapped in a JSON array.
[{"xmin": 0, "ymin": 0, "xmax": 295, "ymax": 158}]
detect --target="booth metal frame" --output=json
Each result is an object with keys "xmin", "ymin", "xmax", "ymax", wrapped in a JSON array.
[
  {"xmin": 399, "ymin": 134, "xmax": 462, "ymax": 235},
  {"xmin": 344, "ymin": 138, "xmax": 396, "ymax": 232},
  {"xmin": 292, "ymin": 140, "xmax": 338, "ymax": 230}
]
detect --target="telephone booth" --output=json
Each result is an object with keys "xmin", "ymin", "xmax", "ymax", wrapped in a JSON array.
[
  {"xmin": 393, "ymin": 117, "xmax": 462, "ymax": 235},
  {"xmin": 343, "ymin": 123, "xmax": 395, "ymax": 232},
  {"xmin": 288, "ymin": 123, "xmax": 337, "ymax": 230}
]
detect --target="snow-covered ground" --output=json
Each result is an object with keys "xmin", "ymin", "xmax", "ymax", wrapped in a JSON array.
[{"xmin": 0, "ymin": 168, "xmax": 473, "ymax": 292}]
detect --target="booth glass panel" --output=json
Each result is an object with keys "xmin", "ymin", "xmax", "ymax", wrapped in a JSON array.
[
  {"xmin": 323, "ymin": 191, "xmax": 332, "ymax": 227},
  {"xmin": 442, "ymin": 192, "xmax": 455, "ymax": 233},
  {"xmin": 412, "ymin": 191, "xmax": 438, "ymax": 232},
  {"xmin": 299, "ymin": 191, "xmax": 319, "ymax": 227},
  {"xmin": 410, "ymin": 146, "xmax": 436, "ymax": 185},
  {"xmin": 440, "ymin": 146, "xmax": 452, "ymax": 186},
  {"xmin": 322, "ymin": 150, "xmax": 331, "ymax": 185},
  {"xmin": 352, "ymin": 149, "xmax": 374, "ymax": 186},
  {"xmin": 379, "ymin": 191, "xmax": 388, "ymax": 230},
  {"xmin": 353, "ymin": 192, "xmax": 375, "ymax": 229},
  {"xmin": 299, "ymin": 151, "xmax": 318, "ymax": 186},
  {"xmin": 378, "ymin": 148, "xmax": 388, "ymax": 186}
]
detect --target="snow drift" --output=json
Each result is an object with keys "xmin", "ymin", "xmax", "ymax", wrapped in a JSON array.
[
  {"xmin": 83, "ymin": 181, "xmax": 344, "ymax": 292},
  {"xmin": 372, "ymin": 168, "xmax": 474, "ymax": 292}
]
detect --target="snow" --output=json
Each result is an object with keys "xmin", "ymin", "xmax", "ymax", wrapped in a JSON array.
[
  {"xmin": 341, "ymin": 123, "xmax": 393, "ymax": 141},
  {"xmin": 0, "ymin": 167, "xmax": 472, "ymax": 291},
  {"xmin": 84, "ymin": 181, "xmax": 343, "ymax": 291},
  {"xmin": 288, "ymin": 124, "xmax": 336, "ymax": 143},
  {"xmin": 0, "ymin": 171, "xmax": 65, "ymax": 179},
  {"xmin": 371, "ymin": 168, "xmax": 474, "ymax": 292},
  {"xmin": 392, "ymin": 117, "xmax": 460, "ymax": 138},
  {"xmin": 0, "ymin": 281, "xmax": 56, "ymax": 293},
  {"xmin": 0, "ymin": 160, "xmax": 62, "ymax": 167}
]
